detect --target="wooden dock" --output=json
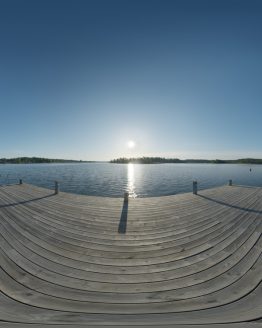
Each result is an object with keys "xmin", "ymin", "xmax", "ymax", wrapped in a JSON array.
[{"xmin": 0, "ymin": 183, "xmax": 261, "ymax": 327}]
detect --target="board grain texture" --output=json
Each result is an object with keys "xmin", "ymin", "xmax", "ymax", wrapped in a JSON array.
[{"xmin": 0, "ymin": 183, "xmax": 261, "ymax": 327}]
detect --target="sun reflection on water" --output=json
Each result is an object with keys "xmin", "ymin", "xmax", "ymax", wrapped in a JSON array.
[{"xmin": 127, "ymin": 163, "xmax": 137, "ymax": 198}]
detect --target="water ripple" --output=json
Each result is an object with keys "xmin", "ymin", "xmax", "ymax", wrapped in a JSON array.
[{"xmin": 0, "ymin": 163, "xmax": 261, "ymax": 197}]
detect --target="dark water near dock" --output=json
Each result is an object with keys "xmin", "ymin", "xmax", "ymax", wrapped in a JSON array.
[{"xmin": 0, "ymin": 163, "xmax": 261, "ymax": 197}]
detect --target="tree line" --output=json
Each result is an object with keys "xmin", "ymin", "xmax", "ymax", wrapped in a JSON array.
[
  {"xmin": 0, "ymin": 157, "xmax": 87, "ymax": 164},
  {"xmin": 110, "ymin": 157, "xmax": 262, "ymax": 164}
]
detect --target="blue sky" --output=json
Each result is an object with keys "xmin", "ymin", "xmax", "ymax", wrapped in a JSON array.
[{"xmin": 0, "ymin": 0, "xmax": 261, "ymax": 160}]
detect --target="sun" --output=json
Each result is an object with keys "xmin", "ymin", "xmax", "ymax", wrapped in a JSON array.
[{"xmin": 127, "ymin": 140, "xmax": 136, "ymax": 149}]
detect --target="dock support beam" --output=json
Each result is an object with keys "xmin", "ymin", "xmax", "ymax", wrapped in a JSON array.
[
  {"xmin": 124, "ymin": 192, "xmax": 129, "ymax": 202},
  {"xmin": 229, "ymin": 179, "xmax": 232, "ymax": 186},
  {"xmin": 55, "ymin": 181, "xmax": 59, "ymax": 194},
  {"xmin": 19, "ymin": 179, "xmax": 23, "ymax": 185},
  {"xmin": 193, "ymin": 181, "xmax": 198, "ymax": 195}
]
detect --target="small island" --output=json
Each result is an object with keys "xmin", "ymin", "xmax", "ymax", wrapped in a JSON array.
[
  {"xmin": 110, "ymin": 157, "xmax": 262, "ymax": 164},
  {"xmin": 0, "ymin": 157, "xmax": 91, "ymax": 164}
]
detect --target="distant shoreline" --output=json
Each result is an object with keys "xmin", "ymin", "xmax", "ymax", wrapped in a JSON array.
[
  {"xmin": 1, "ymin": 156, "xmax": 262, "ymax": 165},
  {"xmin": 110, "ymin": 157, "xmax": 262, "ymax": 165},
  {"xmin": 0, "ymin": 157, "xmax": 95, "ymax": 164}
]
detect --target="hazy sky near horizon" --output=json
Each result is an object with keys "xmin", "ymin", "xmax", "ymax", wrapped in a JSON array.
[{"xmin": 1, "ymin": 0, "xmax": 262, "ymax": 160}]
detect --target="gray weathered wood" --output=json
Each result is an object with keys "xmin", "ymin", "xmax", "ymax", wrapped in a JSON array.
[
  {"xmin": 0, "ymin": 183, "xmax": 261, "ymax": 326},
  {"xmin": 54, "ymin": 181, "xmax": 59, "ymax": 194},
  {"xmin": 193, "ymin": 180, "xmax": 197, "ymax": 194},
  {"xmin": 124, "ymin": 191, "xmax": 129, "ymax": 202}
]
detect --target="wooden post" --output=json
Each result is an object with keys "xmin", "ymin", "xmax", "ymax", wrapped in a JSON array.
[
  {"xmin": 55, "ymin": 181, "xmax": 59, "ymax": 194},
  {"xmin": 193, "ymin": 180, "xmax": 197, "ymax": 195},
  {"xmin": 124, "ymin": 192, "xmax": 129, "ymax": 202},
  {"xmin": 19, "ymin": 179, "xmax": 23, "ymax": 185},
  {"xmin": 229, "ymin": 179, "xmax": 232, "ymax": 186}
]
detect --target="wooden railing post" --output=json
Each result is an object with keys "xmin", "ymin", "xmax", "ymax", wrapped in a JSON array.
[
  {"xmin": 55, "ymin": 181, "xmax": 59, "ymax": 194},
  {"xmin": 124, "ymin": 192, "xmax": 129, "ymax": 202},
  {"xmin": 229, "ymin": 179, "xmax": 232, "ymax": 186},
  {"xmin": 193, "ymin": 180, "xmax": 198, "ymax": 195}
]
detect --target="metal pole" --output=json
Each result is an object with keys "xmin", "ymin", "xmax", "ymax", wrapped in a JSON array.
[{"xmin": 193, "ymin": 180, "xmax": 198, "ymax": 195}]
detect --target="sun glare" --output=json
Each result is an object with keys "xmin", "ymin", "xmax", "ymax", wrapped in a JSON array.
[
  {"xmin": 127, "ymin": 163, "xmax": 136, "ymax": 197},
  {"xmin": 127, "ymin": 140, "xmax": 135, "ymax": 149}
]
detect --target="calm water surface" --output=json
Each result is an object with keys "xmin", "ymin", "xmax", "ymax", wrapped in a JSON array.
[{"xmin": 0, "ymin": 163, "xmax": 261, "ymax": 197}]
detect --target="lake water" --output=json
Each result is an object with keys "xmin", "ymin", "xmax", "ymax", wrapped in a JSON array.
[{"xmin": 0, "ymin": 163, "xmax": 261, "ymax": 197}]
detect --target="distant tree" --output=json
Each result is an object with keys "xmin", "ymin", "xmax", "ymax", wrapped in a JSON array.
[{"xmin": 109, "ymin": 157, "xmax": 262, "ymax": 165}]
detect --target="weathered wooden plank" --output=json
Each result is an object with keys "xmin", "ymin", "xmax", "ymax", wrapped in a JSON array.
[{"xmin": 0, "ymin": 183, "xmax": 261, "ymax": 326}]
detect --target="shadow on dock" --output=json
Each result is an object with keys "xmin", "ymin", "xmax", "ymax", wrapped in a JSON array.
[
  {"xmin": 118, "ymin": 200, "xmax": 128, "ymax": 234},
  {"xmin": 0, "ymin": 194, "xmax": 54, "ymax": 208},
  {"xmin": 198, "ymin": 194, "xmax": 262, "ymax": 215}
]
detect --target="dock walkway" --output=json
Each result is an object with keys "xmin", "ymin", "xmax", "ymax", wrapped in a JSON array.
[{"xmin": 0, "ymin": 183, "xmax": 261, "ymax": 327}]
